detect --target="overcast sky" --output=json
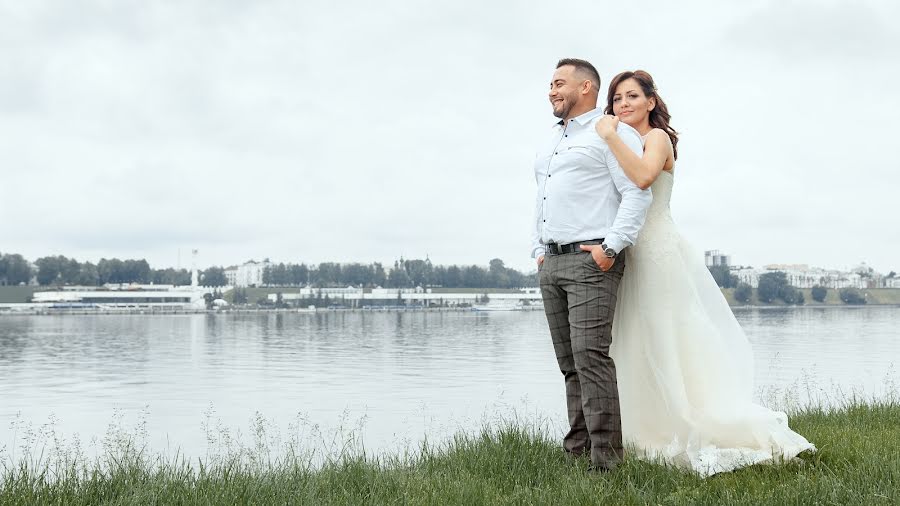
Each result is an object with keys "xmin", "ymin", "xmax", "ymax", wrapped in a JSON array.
[{"xmin": 1, "ymin": 0, "xmax": 897, "ymax": 274}]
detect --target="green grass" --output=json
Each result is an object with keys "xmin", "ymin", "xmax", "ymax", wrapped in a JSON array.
[
  {"xmin": 863, "ymin": 288, "xmax": 900, "ymax": 304},
  {"xmin": 2, "ymin": 402, "xmax": 898, "ymax": 505},
  {"xmin": 722, "ymin": 287, "xmax": 900, "ymax": 306},
  {"xmin": 0, "ymin": 286, "xmax": 38, "ymax": 304}
]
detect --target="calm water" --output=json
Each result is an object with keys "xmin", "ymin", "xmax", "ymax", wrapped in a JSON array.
[{"xmin": 1, "ymin": 307, "xmax": 898, "ymax": 460}]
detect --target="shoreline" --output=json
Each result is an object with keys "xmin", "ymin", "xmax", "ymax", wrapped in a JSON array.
[
  {"xmin": 1, "ymin": 286, "xmax": 898, "ymax": 315},
  {"xmin": 0, "ymin": 306, "xmax": 549, "ymax": 316},
  {"xmin": 1, "ymin": 303, "xmax": 898, "ymax": 317},
  {"xmin": 729, "ymin": 302, "xmax": 900, "ymax": 309}
]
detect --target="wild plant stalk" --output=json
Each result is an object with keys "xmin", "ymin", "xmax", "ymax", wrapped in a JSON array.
[{"xmin": 2, "ymin": 399, "xmax": 899, "ymax": 505}]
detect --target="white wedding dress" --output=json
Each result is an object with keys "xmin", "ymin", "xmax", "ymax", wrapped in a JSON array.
[{"xmin": 611, "ymin": 169, "xmax": 815, "ymax": 476}]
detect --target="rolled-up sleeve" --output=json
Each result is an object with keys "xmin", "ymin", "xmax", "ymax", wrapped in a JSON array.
[{"xmin": 603, "ymin": 128, "xmax": 652, "ymax": 253}]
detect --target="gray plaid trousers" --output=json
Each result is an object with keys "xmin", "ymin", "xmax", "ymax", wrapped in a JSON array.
[{"xmin": 539, "ymin": 250, "xmax": 626, "ymax": 468}]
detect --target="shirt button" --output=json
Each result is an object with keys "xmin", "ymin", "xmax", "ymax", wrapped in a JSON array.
[
  {"xmin": 543, "ymin": 220, "xmax": 546, "ymax": 222},
  {"xmin": 554, "ymin": 152, "xmax": 558, "ymax": 155}
]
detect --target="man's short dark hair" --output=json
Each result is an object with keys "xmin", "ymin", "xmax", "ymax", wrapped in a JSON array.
[{"xmin": 556, "ymin": 58, "xmax": 601, "ymax": 93}]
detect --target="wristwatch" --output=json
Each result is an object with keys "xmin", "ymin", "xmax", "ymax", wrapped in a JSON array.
[{"xmin": 601, "ymin": 243, "xmax": 617, "ymax": 258}]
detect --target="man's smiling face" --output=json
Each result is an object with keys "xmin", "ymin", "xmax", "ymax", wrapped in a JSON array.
[{"xmin": 549, "ymin": 65, "xmax": 584, "ymax": 119}]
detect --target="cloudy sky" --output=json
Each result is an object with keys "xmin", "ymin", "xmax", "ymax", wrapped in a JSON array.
[{"xmin": 1, "ymin": 0, "xmax": 897, "ymax": 273}]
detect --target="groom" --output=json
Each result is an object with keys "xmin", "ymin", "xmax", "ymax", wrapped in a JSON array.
[{"xmin": 531, "ymin": 58, "xmax": 651, "ymax": 471}]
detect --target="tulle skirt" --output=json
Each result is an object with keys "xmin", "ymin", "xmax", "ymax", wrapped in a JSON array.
[{"xmin": 611, "ymin": 215, "xmax": 815, "ymax": 476}]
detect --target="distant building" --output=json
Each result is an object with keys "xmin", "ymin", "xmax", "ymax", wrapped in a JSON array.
[
  {"xmin": 732, "ymin": 266, "xmax": 759, "ymax": 287},
  {"xmin": 705, "ymin": 250, "xmax": 731, "ymax": 267},
  {"xmin": 732, "ymin": 264, "xmax": 871, "ymax": 289},
  {"xmin": 224, "ymin": 266, "xmax": 238, "ymax": 286},
  {"xmin": 299, "ymin": 286, "xmax": 364, "ymax": 297},
  {"xmin": 227, "ymin": 259, "xmax": 271, "ymax": 287},
  {"xmin": 31, "ymin": 284, "xmax": 207, "ymax": 308},
  {"xmin": 269, "ymin": 287, "xmax": 543, "ymax": 308},
  {"xmin": 763, "ymin": 263, "xmax": 810, "ymax": 271}
]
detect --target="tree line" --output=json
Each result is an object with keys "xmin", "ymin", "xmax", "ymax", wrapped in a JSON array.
[
  {"xmin": 0, "ymin": 253, "xmax": 31, "ymax": 286},
  {"xmin": 709, "ymin": 265, "xmax": 868, "ymax": 305},
  {"xmin": 0, "ymin": 252, "xmax": 538, "ymax": 289},
  {"xmin": 0, "ymin": 252, "xmax": 204, "ymax": 287},
  {"xmin": 262, "ymin": 258, "xmax": 536, "ymax": 289}
]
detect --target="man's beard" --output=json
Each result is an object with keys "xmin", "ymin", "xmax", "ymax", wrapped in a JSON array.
[{"xmin": 552, "ymin": 97, "xmax": 573, "ymax": 119}]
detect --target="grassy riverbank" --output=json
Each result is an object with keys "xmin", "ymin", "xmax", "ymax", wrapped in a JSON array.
[
  {"xmin": 0, "ymin": 286, "xmax": 37, "ymax": 304},
  {"xmin": 722, "ymin": 287, "xmax": 900, "ymax": 306},
  {"xmin": 2, "ymin": 402, "xmax": 898, "ymax": 505}
]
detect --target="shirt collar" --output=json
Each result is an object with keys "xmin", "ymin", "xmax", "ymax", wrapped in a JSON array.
[{"xmin": 555, "ymin": 107, "xmax": 604, "ymax": 127}]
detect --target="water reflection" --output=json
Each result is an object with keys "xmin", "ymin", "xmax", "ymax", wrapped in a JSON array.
[{"xmin": 0, "ymin": 307, "xmax": 897, "ymax": 460}]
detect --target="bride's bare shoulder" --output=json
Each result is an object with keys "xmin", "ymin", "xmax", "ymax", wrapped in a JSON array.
[
  {"xmin": 646, "ymin": 128, "xmax": 674, "ymax": 157},
  {"xmin": 644, "ymin": 128, "xmax": 675, "ymax": 172},
  {"xmin": 646, "ymin": 128, "xmax": 672, "ymax": 146}
]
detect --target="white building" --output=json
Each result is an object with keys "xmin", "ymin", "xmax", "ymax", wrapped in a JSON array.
[
  {"xmin": 731, "ymin": 264, "xmax": 868, "ymax": 289},
  {"xmin": 269, "ymin": 287, "xmax": 543, "ymax": 307},
  {"xmin": 227, "ymin": 259, "xmax": 271, "ymax": 287},
  {"xmin": 732, "ymin": 266, "xmax": 759, "ymax": 287},
  {"xmin": 287, "ymin": 286, "xmax": 364, "ymax": 297},
  {"xmin": 705, "ymin": 250, "xmax": 731, "ymax": 267},
  {"xmin": 225, "ymin": 266, "xmax": 238, "ymax": 286},
  {"xmin": 30, "ymin": 284, "xmax": 209, "ymax": 309},
  {"xmin": 371, "ymin": 286, "xmax": 427, "ymax": 296}
]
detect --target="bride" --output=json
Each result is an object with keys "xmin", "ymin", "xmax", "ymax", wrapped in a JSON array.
[{"xmin": 590, "ymin": 70, "xmax": 815, "ymax": 476}]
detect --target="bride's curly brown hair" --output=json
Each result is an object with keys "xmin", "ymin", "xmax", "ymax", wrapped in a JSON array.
[{"xmin": 605, "ymin": 70, "xmax": 679, "ymax": 160}]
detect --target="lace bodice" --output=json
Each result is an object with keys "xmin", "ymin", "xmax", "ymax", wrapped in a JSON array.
[
  {"xmin": 647, "ymin": 170, "xmax": 674, "ymax": 218},
  {"xmin": 637, "ymin": 131, "xmax": 674, "ymax": 220},
  {"xmin": 632, "ymin": 170, "xmax": 677, "ymax": 255}
]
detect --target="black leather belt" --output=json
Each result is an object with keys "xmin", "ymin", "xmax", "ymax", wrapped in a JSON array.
[{"xmin": 545, "ymin": 239, "xmax": 604, "ymax": 255}]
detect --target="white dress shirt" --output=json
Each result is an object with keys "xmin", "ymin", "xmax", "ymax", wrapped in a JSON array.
[{"xmin": 530, "ymin": 107, "xmax": 652, "ymax": 258}]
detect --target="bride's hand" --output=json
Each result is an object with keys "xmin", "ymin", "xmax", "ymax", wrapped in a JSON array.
[{"xmin": 595, "ymin": 115, "xmax": 619, "ymax": 140}]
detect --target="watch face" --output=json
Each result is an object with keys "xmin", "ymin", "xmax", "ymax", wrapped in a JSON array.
[{"xmin": 604, "ymin": 248, "xmax": 616, "ymax": 258}]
